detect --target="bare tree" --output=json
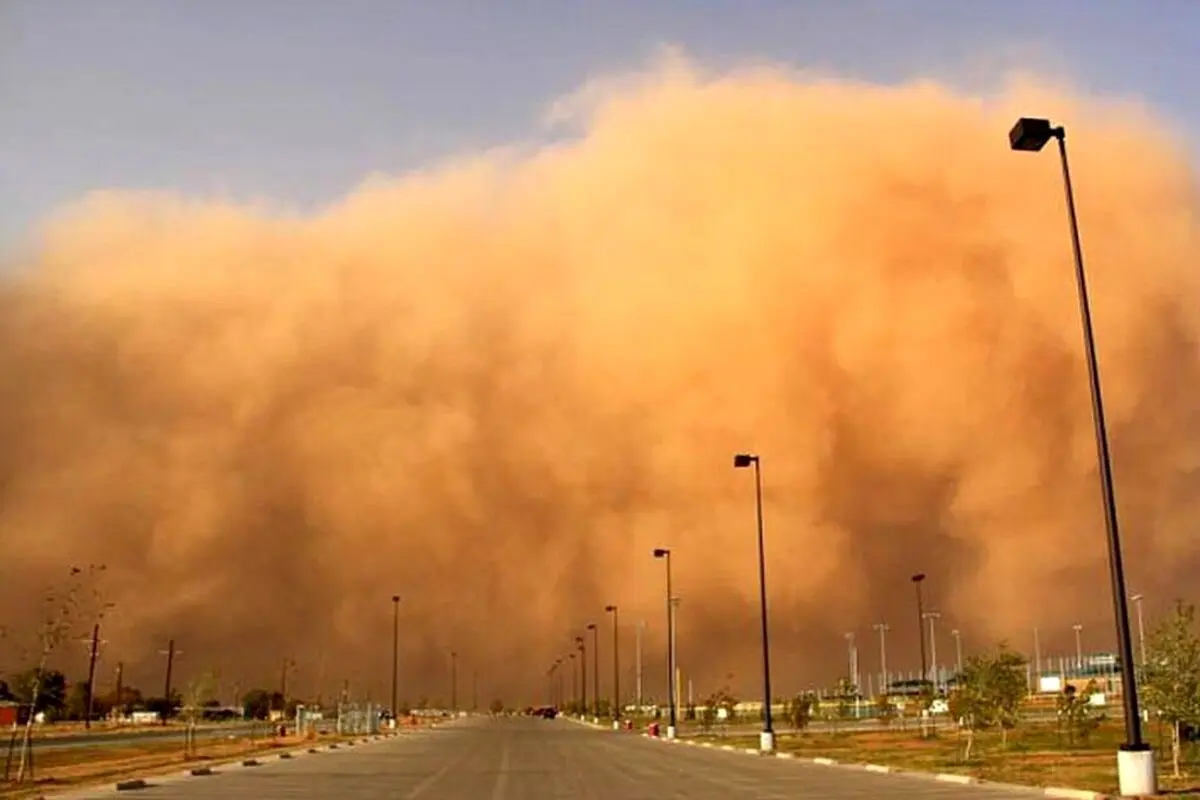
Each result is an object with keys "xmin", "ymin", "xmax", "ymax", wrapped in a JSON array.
[
  {"xmin": 183, "ymin": 671, "xmax": 218, "ymax": 758},
  {"xmin": 14, "ymin": 564, "xmax": 112, "ymax": 783}
]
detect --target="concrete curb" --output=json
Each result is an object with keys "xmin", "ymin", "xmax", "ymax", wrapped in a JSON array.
[
  {"xmin": 935, "ymin": 773, "xmax": 977, "ymax": 784},
  {"xmin": 658, "ymin": 736, "xmax": 1119, "ymax": 800},
  {"xmin": 46, "ymin": 734, "xmax": 408, "ymax": 797}
]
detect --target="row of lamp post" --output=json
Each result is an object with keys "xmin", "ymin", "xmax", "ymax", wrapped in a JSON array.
[{"xmin": 386, "ymin": 118, "xmax": 1156, "ymax": 794}]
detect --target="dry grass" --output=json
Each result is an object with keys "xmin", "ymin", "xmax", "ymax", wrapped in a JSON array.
[
  {"xmin": 695, "ymin": 719, "xmax": 1200, "ymax": 797},
  {"xmin": 0, "ymin": 729, "xmax": 365, "ymax": 798}
]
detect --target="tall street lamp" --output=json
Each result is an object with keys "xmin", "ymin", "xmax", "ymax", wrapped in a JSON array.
[
  {"xmin": 652, "ymin": 547, "xmax": 677, "ymax": 739},
  {"xmin": 605, "ymin": 605, "xmax": 621, "ymax": 728},
  {"xmin": 734, "ymin": 452, "xmax": 775, "ymax": 754},
  {"xmin": 1130, "ymin": 594, "xmax": 1147, "ymax": 669},
  {"xmin": 450, "ymin": 651, "xmax": 458, "ymax": 713},
  {"xmin": 911, "ymin": 574, "xmax": 928, "ymax": 686},
  {"xmin": 873, "ymin": 623, "xmax": 890, "ymax": 695},
  {"xmin": 951, "ymin": 629, "xmax": 964, "ymax": 679},
  {"xmin": 923, "ymin": 612, "xmax": 941, "ymax": 691},
  {"xmin": 569, "ymin": 653, "xmax": 578, "ymax": 709},
  {"xmin": 1009, "ymin": 116, "xmax": 1153, "ymax": 797},
  {"xmin": 844, "ymin": 632, "xmax": 858, "ymax": 690},
  {"xmin": 1073, "ymin": 624, "xmax": 1085, "ymax": 672},
  {"xmin": 575, "ymin": 635, "xmax": 587, "ymax": 720},
  {"xmin": 587, "ymin": 623, "xmax": 600, "ymax": 720},
  {"xmin": 390, "ymin": 595, "xmax": 401, "ymax": 718}
]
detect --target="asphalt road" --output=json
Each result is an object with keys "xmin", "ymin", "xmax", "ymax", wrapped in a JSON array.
[{"xmin": 55, "ymin": 715, "xmax": 1054, "ymax": 799}]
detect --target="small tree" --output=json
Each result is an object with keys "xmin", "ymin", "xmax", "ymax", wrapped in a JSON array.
[
  {"xmin": 833, "ymin": 678, "xmax": 857, "ymax": 728},
  {"xmin": 703, "ymin": 687, "xmax": 737, "ymax": 734},
  {"xmin": 243, "ymin": 688, "xmax": 272, "ymax": 720},
  {"xmin": 876, "ymin": 694, "xmax": 897, "ymax": 727},
  {"xmin": 1140, "ymin": 601, "xmax": 1200, "ymax": 778},
  {"xmin": 1057, "ymin": 682, "xmax": 1103, "ymax": 746},
  {"xmin": 183, "ymin": 672, "xmax": 217, "ymax": 757},
  {"xmin": 947, "ymin": 647, "xmax": 1029, "ymax": 760},
  {"xmin": 786, "ymin": 692, "xmax": 815, "ymax": 732},
  {"xmin": 948, "ymin": 655, "xmax": 991, "ymax": 760},
  {"xmin": 13, "ymin": 565, "xmax": 110, "ymax": 783},
  {"xmin": 988, "ymin": 648, "xmax": 1028, "ymax": 747}
]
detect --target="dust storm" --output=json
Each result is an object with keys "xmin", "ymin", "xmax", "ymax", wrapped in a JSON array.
[{"xmin": 1, "ymin": 60, "xmax": 1198, "ymax": 706}]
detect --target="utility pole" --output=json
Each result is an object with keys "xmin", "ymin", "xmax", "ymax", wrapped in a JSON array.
[
  {"xmin": 80, "ymin": 623, "xmax": 104, "ymax": 730},
  {"xmin": 281, "ymin": 658, "xmax": 296, "ymax": 716},
  {"xmin": 158, "ymin": 639, "xmax": 180, "ymax": 725},
  {"xmin": 114, "ymin": 662, "xmax": 124, "ymax": 721},
  {"xmin": 472, "ymin": 668, "xmax": 478, "ymax": 712},
  {"xmin": 635, "ymin": 620, "xmax": 644, "ymax": 711},
  {"xmin": 450, "ymin": 651, "xmax": 458, "ymax": 713}
]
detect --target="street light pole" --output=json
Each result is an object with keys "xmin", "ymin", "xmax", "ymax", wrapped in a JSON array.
[
  {"xmin": 652, "ymin": 548, "xmax": 677, "ymax": 739},
  {"xmin": 923, "ymin": 612, "xmax": 941, "ymax": 690},
  {"xmin": 450, "ymin": 651, "xmax": 458, "ymax": 713},
  {"xmin": 587, "ymin": 623, "xmax": 599, "ymax": 720},
  {"xmin": 1009, "ymin": 116, "xmax": 1154, "ymax": 797},
  {"xmin": 911, "ymin": 574, "xmax": 928, "ymax": 685},
  {"xmin": 570, "ymin": 653, "xmax": 578, "ymax": 709},
  {"xmin": 391, "ymin": 595, "xmax": 400, "ymax": 718},
  {"xmin": 635, "ymin": 619, "xmax": 644, "ymax": 712},
  {"xmin": 873, "ymin": 623, "xmax": 890, "ymax": 695},
  {"xmin": 844, "ymin": 632, "xmax": 858, "ymax": 690},
  {"xmin": 734, "ymin": 453, "xmax": 775, "ymax": 754},
  {"xmin": 1074, "ymin": 624, "xmax": 1085, "ymax": 672},
  {"xmin": 605, "ymin": 605, "xmax": 621, "ymax": 727},
  {"xmin": 951, "ymin": 629, "xmax": 963, "ymax": 678},
  {"xmin": 1131, "ymin": 594, "xmax": 1147, "ymax": 669},
  {"xmin": 575, "ymin": 635, "xmax": 587, "ymax": 720}
]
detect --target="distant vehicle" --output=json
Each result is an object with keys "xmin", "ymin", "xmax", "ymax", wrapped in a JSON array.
[{"xmin": 528, "ymin": 706, "xmax": 557, "ymax": 719}]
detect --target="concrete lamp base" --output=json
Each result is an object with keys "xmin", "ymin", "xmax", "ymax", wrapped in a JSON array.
[
  {"xmin": 666, "ymin": 725, "xmax": 677, "ymax": 740},
  {"xmin": 759, "ymin": 731, "xmax": 775, "ymax": 754},
  {"xmin": 611, "ymin": 720, "xmax": 620, "ymax": 731},
  {"xmin": 1117, "ymin": 747, "xmax": 1157, "ymax": 797}
]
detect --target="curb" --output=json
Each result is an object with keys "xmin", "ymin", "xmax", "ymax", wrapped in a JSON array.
[
  {"xmin": 54, "ymin": 734, "xmax": 404, "ymax": 797},
  {"xmin": 935, "ymin": 773, "xmax": 977, "ymax": 784},
  {"xmin": 657, "ymin": 737, "xmax": 1119, "ymax": 799}
]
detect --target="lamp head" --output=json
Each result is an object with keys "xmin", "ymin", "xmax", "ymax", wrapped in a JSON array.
[
  {"xmin": 911, "ymin": 573, "xmax": 926, "ymax": 583},
  {"xmin": 1008, "ymin": 117, "xmax": 1058, "ymax": 152},
  {"xmin": 605, "ymin": 605, "xmax": 617, "ymax": 612},
  {"xmin": 653, "ymin": 548, "xmax": 669, "ymax": 558},
  {"xmin": 733, "ymin": 453, "xmax": 757, "ymax": 468}
]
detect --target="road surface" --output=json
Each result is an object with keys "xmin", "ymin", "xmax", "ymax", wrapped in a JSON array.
[{"xmin": 59, "ymin": 715, "xmax": 1049, "ymax": 799}]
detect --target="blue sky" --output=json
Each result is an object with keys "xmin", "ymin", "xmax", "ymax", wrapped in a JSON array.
[{"xmin": 2, "ymin": 0, "xmax": 1197, "ymax": 251}]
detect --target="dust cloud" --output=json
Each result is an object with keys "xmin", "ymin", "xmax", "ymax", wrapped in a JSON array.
[{"xmin": 1, "ymin": 56, "xmax": 1198, "ymax": 707}]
